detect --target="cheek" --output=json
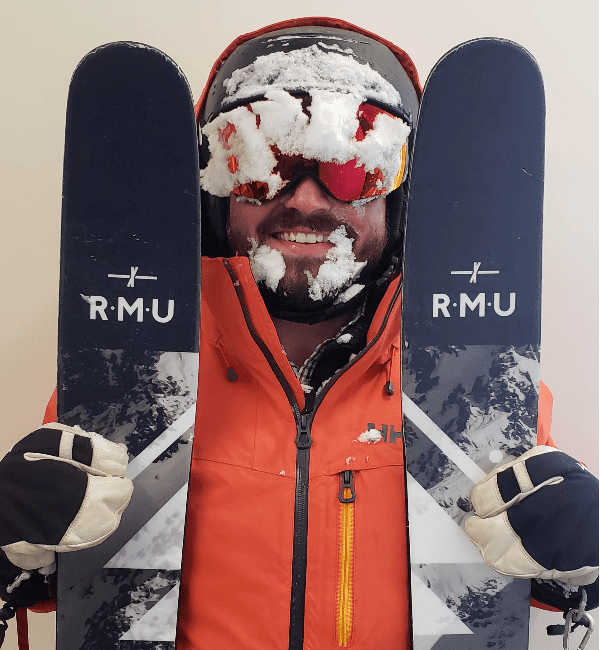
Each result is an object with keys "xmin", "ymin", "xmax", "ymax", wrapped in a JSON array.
[
  {"xmin": 228, "ymin": 196, "xmax": 275, "ymax": 232},
  {"xmin": 227, "ymin": 195, "xmax": 247, "ymax": 232},
  {"xmin": 360, "ymin": 201, "xmax": 388, "ymax": 244},
  {"xmin": 227, "ymin": 197, "xmax": 259, "ymax": 246}
]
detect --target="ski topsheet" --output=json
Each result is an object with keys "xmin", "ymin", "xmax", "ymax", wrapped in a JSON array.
[
  {"xmin": 402, "ymin": 39, "xmax": 544, "ymax": 649},
  {"xmin": 56, "ymin": 43, "xmax": 200, "ymax": 649}
]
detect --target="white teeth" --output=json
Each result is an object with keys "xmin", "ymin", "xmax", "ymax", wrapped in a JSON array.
[{"xmin": 278, "ymin": 232, "xmax": 330, "ymax": 243}]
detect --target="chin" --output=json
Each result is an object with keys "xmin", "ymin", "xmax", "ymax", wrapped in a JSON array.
[{"xmin": 258, "ymin": 282, "xmax": 332, "ymax": 314}]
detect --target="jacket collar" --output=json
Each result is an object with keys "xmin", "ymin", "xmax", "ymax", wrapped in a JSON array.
[{"xmin": 201, "ymin": 255, "xmax": 401, "ymax": 385}]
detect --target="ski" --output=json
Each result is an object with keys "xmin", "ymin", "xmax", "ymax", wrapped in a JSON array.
[
  {"xmin": 402, "ymin": 39, "xmax": 544, "ymax": 649},
  {"xmin": 56, "ymin": 42, "xmax": 200, "ymax": 649}
]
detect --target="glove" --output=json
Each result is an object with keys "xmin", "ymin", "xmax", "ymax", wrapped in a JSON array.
[
  {"xmin": 0, "ymin": 423, "xmax": 133, "ymax": 575},
  {"xmin": 465, "ymin": 445, "xmax": 599, "ymax": 611}
]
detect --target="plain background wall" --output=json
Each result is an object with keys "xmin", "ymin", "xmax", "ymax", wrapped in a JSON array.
[{"xmin": 0, "ymin": 1, "xmax": 597, "ymax": 648}]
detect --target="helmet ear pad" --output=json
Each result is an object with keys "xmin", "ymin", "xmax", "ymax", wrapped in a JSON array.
[
  {"xmin": 199, "ymin": 125, "xmax": 231, "ymax": 258},
  {"xmin": 200, "ymin": 190, "xmax": 230, "ymax": 258}
]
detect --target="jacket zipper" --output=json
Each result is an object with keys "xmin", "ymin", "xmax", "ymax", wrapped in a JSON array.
[
  {"xmin": 223, "ymin": 259, "xmax": 401, "ymax": 649},
  {"xmin": 289, "ymin": 410, "xmax": 314, "ymax": 650},
  {"xmin": 337, "ymin": 470, "xmax": 356, "ymax": 647}
]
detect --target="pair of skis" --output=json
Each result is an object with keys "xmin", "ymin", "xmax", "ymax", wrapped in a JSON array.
[{"xmin": 56, "ymin": 39, "xmax": 543, "ymax": 648}]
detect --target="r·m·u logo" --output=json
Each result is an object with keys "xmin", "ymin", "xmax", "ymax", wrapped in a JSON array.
[{"xmin": 433, "ymin": 292, "xmax": 516, "ymax": 318}]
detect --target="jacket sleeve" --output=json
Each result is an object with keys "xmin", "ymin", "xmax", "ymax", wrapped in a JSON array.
[
  {"xmin": 536, "ymin": 380, "xmax": 555, "ymax": 447},
  {"xmin": 43, "ymin": 388, "xmax": 58, "ymax": 425}
]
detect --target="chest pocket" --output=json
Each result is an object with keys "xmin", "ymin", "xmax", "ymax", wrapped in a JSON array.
[{"xmin": 193, "ymin": 339, "xmax": 299, "ymax": 477}]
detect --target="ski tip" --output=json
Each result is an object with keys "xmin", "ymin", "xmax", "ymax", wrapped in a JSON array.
[
  {"xmin": 426, "ymin": 37, "xmax": 542, "ymax": 86},
  {"xmin": 70, "ymin": 41, "xmax": 191, "ymax": 91},
  {"xmin": 441, "ymin": 36, "xmax": 539, "ymax": 64}
]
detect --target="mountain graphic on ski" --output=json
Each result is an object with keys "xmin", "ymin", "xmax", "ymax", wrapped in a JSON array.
[
  {"xmin": 56, "ymin": 42, "xmax": 200, "ymax": 649},
  {"xmin": 401, "ymin": 39, "xmax": 544, "ymax": 649}
]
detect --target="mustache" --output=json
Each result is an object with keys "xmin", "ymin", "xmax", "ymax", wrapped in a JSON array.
[{"xmin": 256, "ymin": 208, "xmax": 358, "ymax": 241}]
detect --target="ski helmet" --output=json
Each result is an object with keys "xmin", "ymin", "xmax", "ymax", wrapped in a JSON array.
[{"xmin": 196, "ymin": 18, "xmax": 422, "ymax": 321}]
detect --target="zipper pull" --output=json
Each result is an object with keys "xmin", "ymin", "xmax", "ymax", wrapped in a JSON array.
[
  {"xmin": 338, "ymin": 470, "xmax": 356, "ymax": 503},
  {"xmin": 295, "ymin": 413, "xmax": 313, "ymax": 450},
  {"xmin": 384, "ymin": 344, "xmax": 399, "ymax": 396}
]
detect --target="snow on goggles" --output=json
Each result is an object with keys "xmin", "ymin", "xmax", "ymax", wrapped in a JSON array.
[{"xmin": 200, "ymin": 96, "xmax": 410, "ymax": 203}]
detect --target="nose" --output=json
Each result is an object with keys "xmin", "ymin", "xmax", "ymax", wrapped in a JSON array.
[{"xmin": 281, "ymin": 176, "xmax": 333, "ymax": 213}]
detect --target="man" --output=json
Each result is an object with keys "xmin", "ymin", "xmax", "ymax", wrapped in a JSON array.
[
  {"xmin": 180, "ymin": 22, "xmax": 421, "ymax": 647},
  {"xmin": 0, "ymin": 17, "xmax": 597, "ymax": 650}
]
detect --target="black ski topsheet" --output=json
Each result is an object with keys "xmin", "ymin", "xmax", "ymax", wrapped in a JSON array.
[
  {"xmin": 57, "ymin": 43, "xmax": 200, "ymax": 649},
  {"xmin": 402, "ymin": 39, "xmax": 544, "ymax": 649}
]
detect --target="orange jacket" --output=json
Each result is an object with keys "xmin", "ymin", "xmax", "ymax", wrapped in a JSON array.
[{"xmin": 174, "ymin": 256, "xmax": 554, "ymax": 649}]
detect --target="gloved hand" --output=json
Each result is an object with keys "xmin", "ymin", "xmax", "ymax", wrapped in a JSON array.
[
  {"xmin": 0, "ymin": 423, "xmax": 133, "ymax": 576},
  {"xmin": 465, "ymin": 445, "xmax": 599, "ymax": 611}
]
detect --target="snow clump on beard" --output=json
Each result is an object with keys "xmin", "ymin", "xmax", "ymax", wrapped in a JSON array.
[
  {"xmin": 247, "ymin": 240, "xmax": 286, "ymax": 292},
  {"xmin": 304, "ymin": 225, "xmax": 366, "ymax": 302}
]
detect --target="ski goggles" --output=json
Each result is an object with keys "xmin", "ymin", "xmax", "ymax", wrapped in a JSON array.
[{"xmin": 203, "ymin": 100, "xmax": 409, "ymax": 203}]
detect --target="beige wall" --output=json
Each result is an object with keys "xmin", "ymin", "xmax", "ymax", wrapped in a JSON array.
[{"xmin": 0, "ymin": 1, "xmax": 597, "ymax": 648}]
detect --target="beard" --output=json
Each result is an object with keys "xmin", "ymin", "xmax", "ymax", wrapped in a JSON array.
[
  {"xmin": 227, "ymin": 196, "xmax": 389, "ymax": 316},
  {"xmin": 256, "ymin": 254, "xmax": 384, "ymax": 314}
]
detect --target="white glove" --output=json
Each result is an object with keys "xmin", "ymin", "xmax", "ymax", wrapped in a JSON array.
[
  {"xmin": 0, "ymin": 423, "xmax": 133, "ymax": 572},
  {"xmin": 465, "ymin": 445, "xmax": 598, "ymax": 588}
]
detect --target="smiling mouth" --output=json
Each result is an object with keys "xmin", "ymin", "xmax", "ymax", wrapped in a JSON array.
[
  {"xmin": 259, "ymin": 213, "xmax": 357, "ymax": 247},
  {"xmin": 274, "ymin": 231, "xmax": 331, "ymax": 244}
]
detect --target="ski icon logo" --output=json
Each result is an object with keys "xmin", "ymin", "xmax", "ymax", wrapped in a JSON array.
[
  {"xmin": 450, "ymin": 261, "xmax": 499, "ymax": 283},
  {"xmin": 108, "ymin": 266, "xmax": 158, "ymax": 288},
  {"xmin": 80, "ymin": 267, "xmax": 175, "ymax": 323},
  {"xmin": 433, "ymin": 262, "xmax": 516, "ymax": 318}
]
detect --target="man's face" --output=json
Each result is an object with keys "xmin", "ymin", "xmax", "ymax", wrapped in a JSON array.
[{"xmin": 227, "ymin": 176, "xmax": 387, "ymax": 310}]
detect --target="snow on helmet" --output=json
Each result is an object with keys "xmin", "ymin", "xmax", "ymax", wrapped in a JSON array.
[{"xmin": 197, "ymin": 18, "xmax": 422, "ymax": 262}]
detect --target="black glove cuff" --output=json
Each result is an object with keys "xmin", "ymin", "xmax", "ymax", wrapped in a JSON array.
[
  {"xmin": 0, "ymin": 550, "xmax": 54, "ymax": 609},
  {"xmin": 532, "ymin": 577, "xmax": 599, "ymax": 613}
]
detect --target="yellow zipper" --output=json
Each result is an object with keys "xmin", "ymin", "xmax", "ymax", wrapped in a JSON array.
[{"xmin": 337, "ymin": 470, "xmax": 356, "ymax": 646}]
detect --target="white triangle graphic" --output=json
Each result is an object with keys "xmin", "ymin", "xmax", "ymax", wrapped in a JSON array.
[
  {"xmin": 411, "ymin": 570, "xmax": 473, "ymax": 645},
  {"xmin": 406, "ymin": 474, "xmax": 482, "ymax": 564},
  {"xmin": 105, "ymin": 483, "xmax": 188, "ymax": 569},
  {"xmin": 120, "ymin": 583, "xmax": 179, "ymax": 642}
]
